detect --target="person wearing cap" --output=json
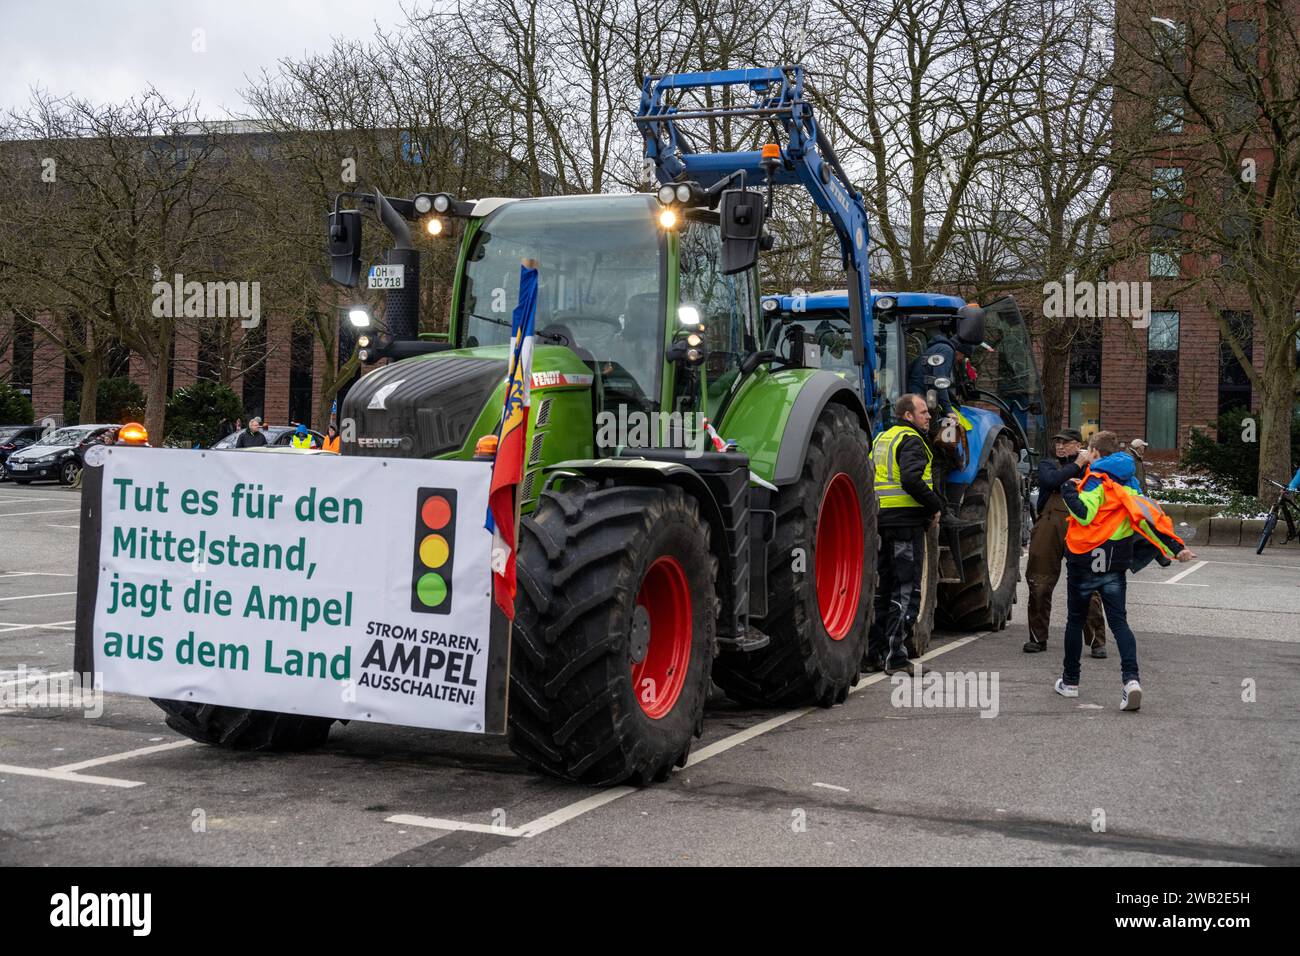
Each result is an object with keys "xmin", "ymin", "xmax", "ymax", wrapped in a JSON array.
[
  {"xmin": 290, "ymin": 423, "xmax": 313, "ymax": 450},
  {"xmin": 236, "ymin": 417, "xmax": 268, "ymax": 449},
  {"xmin": 1128, "ymin": 438, "xmax": 1149, "ymax": 493},
  {"xmin": 1024, "ymin": 427, "xmax": 1106, "ymax": 656}
]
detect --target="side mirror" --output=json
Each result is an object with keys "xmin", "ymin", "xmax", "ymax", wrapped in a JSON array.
[
  {"xmin": 719, "ymin": 189, "xmax": 765, "ymax": 275},
  {"xmin": 328, "ymin": 210, "xmax": 363, "ymax": 287}
]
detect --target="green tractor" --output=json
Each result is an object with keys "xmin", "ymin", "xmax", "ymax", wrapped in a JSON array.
[{"xmin": 154, "ymin": 67, "xmax": 891, "ymax": 785}]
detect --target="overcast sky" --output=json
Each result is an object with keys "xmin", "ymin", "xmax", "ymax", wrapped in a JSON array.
[{"xmin": 1, "ymin": 0, "xmax": 419, "ymax": 117}]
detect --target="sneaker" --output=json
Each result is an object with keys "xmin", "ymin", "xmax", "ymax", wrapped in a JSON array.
[
  {"xmin": 1121, "ymin": 680, "xmax": 1142, "ymax": 711},
  {"xmin": 1023, "ymin": 638, "xmax": 1047, "ymax": 653},
  {"xmin": 1090, "ymin": 645, "xmax": 1108, "ymax": 659},
  {"xmin": 1054, "ymin": 678, "xmax": 1079, "ymax": 698}
]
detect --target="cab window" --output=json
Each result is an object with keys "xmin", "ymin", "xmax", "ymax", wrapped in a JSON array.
[{"xmin": 677, "ymin": 217, "xmax": 758, "ymax": 412}]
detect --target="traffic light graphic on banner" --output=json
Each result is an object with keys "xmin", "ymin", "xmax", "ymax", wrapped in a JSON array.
[{"xmin": 411, "ymin": 488, "xmax": 457, "ymax": 614}]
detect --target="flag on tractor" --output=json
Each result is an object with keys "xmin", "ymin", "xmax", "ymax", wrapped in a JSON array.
[{"xmin": 485, "ymin": 264, "xmax": 538, "ymax": 619}]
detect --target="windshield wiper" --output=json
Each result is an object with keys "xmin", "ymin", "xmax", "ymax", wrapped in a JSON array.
[{"xmin": 468, "ymin": 312, "xmax": 564, "ymax": 344}]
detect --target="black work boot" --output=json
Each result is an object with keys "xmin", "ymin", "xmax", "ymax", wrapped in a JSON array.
[{"xmin": 1023, "ymin": 638, "xmax": 1047, "ymax": 653}]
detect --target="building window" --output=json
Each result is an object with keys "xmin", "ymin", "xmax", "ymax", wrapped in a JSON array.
[
  {"xmin": 1150, "ymin": 167, "xmax": 1183, "ymax": 278},
  {"xmin": 288, "ymin": 322, "xmax": 314, "ymax": 425},
  {"xmin": 1069, "ymin": 319, "xmax": 1102, "ymax": 438},
  {"xmin": 1146, "ymin": 311, "xmax": 1179, "ymax": 448},
  {"xmin": 11, "ymin": 316, "xmax": 33, "ymax": 394},
  {"xmin": 241, "ymin": 322, "xmax": 267, "ymax": 418},
  {"xmin": 1218, "ymin": 310, "xmax": 1252, "ymax": 415},
  {"xmin": 1225, "ymin": 20, "xmax": 1259, "ymax": 130},
  {"xmin": 197, "ymin": 322, "xmax": 222, "ymax": 383},
  {"xmin": 1154, "ymin": 95, "xmax": 1184, "ymax": 133}
]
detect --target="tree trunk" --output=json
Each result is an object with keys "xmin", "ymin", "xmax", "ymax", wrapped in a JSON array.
[
  {"xmin": 144, "ymin": 351, "xmax": 170, "ymax": 443},
  {"xmin": 1039, "ymin": 341, "xmax": 1068, "ymax": 434},
  {"xmin": 79, "ymin": 348, "xmax": 101, "ymax": 424},
  {"xmin": 1256, "ymin": 363, "xmax": 1294, "ymax": 499}
]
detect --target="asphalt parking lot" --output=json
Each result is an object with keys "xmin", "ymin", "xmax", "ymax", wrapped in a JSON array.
[{"xmin": 1, "ymin": 480, "xmax": 1297, "ymax": 866}]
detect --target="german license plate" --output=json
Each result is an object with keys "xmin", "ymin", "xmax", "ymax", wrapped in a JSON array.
[{"xmin": 367, "ymin": 264, "xmax": 405, "ymax": 289}]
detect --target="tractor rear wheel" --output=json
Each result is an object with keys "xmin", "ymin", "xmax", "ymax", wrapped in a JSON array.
[
  {"xmin": 905, "ymin": 523, "xmax": 940, "ymax": 657},
  {"xmin": 151, "ymin": 699, "xmax": 334, "ymax": 750},
  {"xmin": 713, "ymin": 403, "xmax": 876, "ymax": 708},
  {"xmin": 509, "ymin": 480, "xmax": 716, "ymax": 786},
  {"xmin": 937, "ymin": 437, "xmax": 1021, "ymax": 631}
]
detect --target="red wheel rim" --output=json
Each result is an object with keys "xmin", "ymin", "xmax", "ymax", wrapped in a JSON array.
[
  {"xmin": 631, "ymin": 555, "xmax": 693, "ymax": 719},
  {"xmin": 815, "ymin": 472, "xmax": 864, "ymax": 640}
]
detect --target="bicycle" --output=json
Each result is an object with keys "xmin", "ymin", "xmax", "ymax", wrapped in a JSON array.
[{"xmin": 1256, "ymin": 479, "xmax": 1299, "ymax": 554}]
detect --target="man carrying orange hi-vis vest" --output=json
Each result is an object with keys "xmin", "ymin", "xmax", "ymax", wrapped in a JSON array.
[{"xmin": 1056, "ymin": 430, "xmax": 1197, "ymax": 712}]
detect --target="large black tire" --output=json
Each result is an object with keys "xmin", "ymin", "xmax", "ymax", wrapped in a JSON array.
[
  {"xmin": 151, "ymin": 699, "xmax": 334, "ymax": 751},
  {"xmin": 713, "ymin": 403, "xmax": 876, "ymax": 708},
  {"xmin": 937, "ymin": 437, "xmax": 1021, "ymax": 631},
  {"xmin": 905, "ymin": 523, "xmax": 940, "ymax": 657},
  {"xmin": 509, "ymin": 480, "xmax": 716, "ymax": 786}
]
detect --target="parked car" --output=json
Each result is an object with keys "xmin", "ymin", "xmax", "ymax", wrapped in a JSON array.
[
  {"xmin": 0, "ymin": 425, "xmax": 47, "ymax": 481},
  {"xmin": 213, "ymin": 426, "xmax": 326, "ymax": 450},
  {"xmin": 4, "ymin": 424, "xmax": 119, "ymax": 485}
]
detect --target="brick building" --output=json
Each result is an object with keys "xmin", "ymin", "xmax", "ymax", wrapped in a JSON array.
[{"xmin": 1077, "ymin": 1, "xmax": 1300, "ymax": 455}]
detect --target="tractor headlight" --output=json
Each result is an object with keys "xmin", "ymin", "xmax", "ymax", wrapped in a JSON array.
[
  {"xmin": 876, "ymin": 295, "xmax": 896, "ymax": 311},
  {"xmin": 658, "ymin": 208, "xmax": 679, "ymax": 229},
  {"xmin": 432, "ymin": 193, "xmax": 452, "ymax": 213},
  {"xmin": 678, "ymin": 304, "xmax": 701, "ymax": 326},
  {"xmin": 357, "ymin": 334, "xmax": 371, "ymax": 349},
  {"xmin": 425, "ymin": 217, "xmax": 444, "ymax": 236},
  {"xmin": 348, "ymin": 307, "xmax": 371, "ymax": 328},
  {"xmin": 675, "ymin": 183, "xmax": 692, "ymax": 203},
  {"xmin": 761, "ymin": 298, "xmax": 779, "ymax": 313},
  {"xmin": 657, "ymin": 184, "xmax": 677, "ymax": 205},
  {"xmin": 413, "ymin": 194, "xmax": 433, "ymax": 214}
]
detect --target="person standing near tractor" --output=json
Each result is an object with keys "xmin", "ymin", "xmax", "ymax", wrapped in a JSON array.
[
  {"xmin": 864, "ymin": 393, "xmax": 945, "ymax": 676},
  {"xmin": 1024, "ymin": 428, "xmax": 1107, "ymax": 657},
  {"xmin": 236, "ymin": 417, "xmax": 268, "ymax": 449}
]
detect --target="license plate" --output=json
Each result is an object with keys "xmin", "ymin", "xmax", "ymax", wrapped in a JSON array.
[
  {"xmin": 9, "ymin": 463, "xmax": 26, "ymax": 471},
  {"xmin": 367, "ymin": 264, "xmax": 405, "ymax": 289}
]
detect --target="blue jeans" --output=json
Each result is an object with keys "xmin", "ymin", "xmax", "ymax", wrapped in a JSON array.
[{"xmin": 1062, "ymin": 565, "xmax": 1139, "ymax": 686}]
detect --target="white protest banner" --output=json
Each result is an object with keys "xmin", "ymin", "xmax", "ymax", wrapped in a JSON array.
[{"xmin": 73, "ymin": 447, "xmax": 508, "ymax": 734}]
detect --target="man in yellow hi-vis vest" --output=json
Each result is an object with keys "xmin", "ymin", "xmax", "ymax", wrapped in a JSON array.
[
  {"xmin": 864, "ymin": 393, "xmax": 945, "ymax": 676},
  {"xmin": 290, "ymin": 424, "xmax": 313, "ymax": 450}
]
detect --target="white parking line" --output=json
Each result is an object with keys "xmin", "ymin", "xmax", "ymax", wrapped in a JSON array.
[
  {"xmin": 388, "ymin": 631, "xmax": 991, "ymax": 840},
  {"xmin": 0, "ymin": 591, "xmax": 77, "ymax": 603},
  {"xmin": 53, "ymin": 739, "xmax": 197, "ymax": 773},
  {"xmin": 0, "ymin": 669, "xmax": 73, "ymax": 688},
  {"xmin": 0, "ymin": 497, "xmax": 58, "ymax": 504},
  {"xmin": 1165, "ymin": 560, "xmax": 1208, "ymax": 585},
  {"xmin": 0, "ymin": 509, "xmax": 80, "ymax": 518},
  {"xmin": 0, "ymin": 621, "xmax": 76, "ymax": 634},
  {"xmin": 0, "ymin": 763, "xmax": 143, "ymax": 788},
  {"xmin": 0, "ymin": 572, "xmax": 76, "ymax": 578}
]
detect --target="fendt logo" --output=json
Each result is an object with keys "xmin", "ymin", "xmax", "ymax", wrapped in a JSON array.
[{"xmin": 411, "ymin": 488, "xmax": 457, "ymax": 614}]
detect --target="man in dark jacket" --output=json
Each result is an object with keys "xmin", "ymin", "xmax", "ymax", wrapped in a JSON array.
[
  {"xmin": 1024, "ymin": 428, "xmax": 1105, "ymax": 655},
  {"xmin": 235, "ymin": 417, "xmax": 268, "ymax": 449},
  {"xmin": 864, "ymin": 393, "xmax": 946, "ymax": 675}
]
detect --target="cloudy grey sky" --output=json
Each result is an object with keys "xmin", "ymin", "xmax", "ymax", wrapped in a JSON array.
[{"xmin": 2, "ymin": 0, "xmax": 419, "ymax": 117}]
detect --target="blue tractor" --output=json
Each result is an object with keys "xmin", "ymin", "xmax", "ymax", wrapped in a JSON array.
[{"xmin": 760, "ymin": 289, "xmax": 1048, "ymax": 651}]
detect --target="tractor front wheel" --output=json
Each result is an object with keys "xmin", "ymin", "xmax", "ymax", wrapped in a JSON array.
[
  {"xmin": 151, "ymin": 699, "xmax": 334, "ymax": 751},
  {"xmin": 713, "ymin": 402, "xmax": 876, "ymax": 708},
  {"xmin": 937, "ymin": 437, "xmax": 1022, "ymax": 631},
  {"xmin": 509, "ymin": 480, "xmax": 716, "ymax": 786}
]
